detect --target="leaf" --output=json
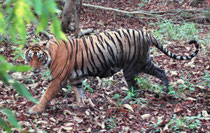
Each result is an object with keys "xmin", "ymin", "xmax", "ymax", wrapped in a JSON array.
[
  {"xmin": 123, "ymin": 104, "xmax": 134, "ymax": 112},
  {"xmin": 0, "ymin": 73, "xmax": 11, "ymax": 85},
  {"xmin": 36, "ymin": 7, "xmax": 49, "ymax": 33},
  {"xmin": 45, "ymin": 0, "xmax": 58, "ymax": 13},
  {"xmin": 3, "ymin": 0, "xmax": 13, "ymax": 5},
  {"xmin": 141, "ymin": 114, "xmax": 151, "ymax": 120},
  {"xmin": 73, "ymin": 116, "xmax": 83, "ymax": 123},
  {"xmin": 61, "ymin": 126, "xmax": 73, "ymax": 131},
  {"xmin": 112, "ymin": 94, "xmax": 121, "ymax": 99},
  {"xmin": 176, "ymin": 79, "xmax": 185, "ymax": 85},
  {"xmin": 33, "ymin": 0, "xmax": 43, "ymax": 15},
  {"xmin": 12, "ymin": 81, "xmax": 38, "ymax": 103},
  {"xmin": 0, "ymin": 117, "xmax": 12, "ymax": 133},
  {"xmin": 10, "ymin": 65, "xmax": 31, "ymax": 72},
  {"xmin": 202, "ymin": 110, "xmax": 209, "ymax": 118},
  {"xmin": 51, "ymin": 15, "xmax": 66, "ymax": 40},
  {"xmin": 0, "ymin": 109, "xmax": 21, "ymax": 129},
  {"xmin": 0, "ymin": 9, "xmax": 5, "ymax": 34}
]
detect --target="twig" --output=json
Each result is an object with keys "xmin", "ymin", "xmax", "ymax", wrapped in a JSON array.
[
  {"xmin": 78, "ymin": 28, "xmax": 94, "ymax": 37},
  {"xmin": 83, "ymin": 3, "xmax": 161, "ymax": 17},
  {"xmin": 83, "ymin": 3, "xmax": 207, "ymax": 17}
]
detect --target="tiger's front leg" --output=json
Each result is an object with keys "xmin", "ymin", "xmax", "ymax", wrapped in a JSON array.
[{"xmin": 29, "ymin": 80, "xmax": 61, "ymax": 114}]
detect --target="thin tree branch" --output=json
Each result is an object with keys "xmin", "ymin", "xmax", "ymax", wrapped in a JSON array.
[{"xmin": 83, "ymin": 3, "xmax": 207, "ymax": 17}]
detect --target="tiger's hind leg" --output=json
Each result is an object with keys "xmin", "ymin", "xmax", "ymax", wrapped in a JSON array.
[
  {"xmin": 123, "ymin": 62, "xmax": 147, "ymax": 90},
  {"xmin": 121, "ymin": 65, "xmax": 141, "ymax": 104},
  {"xmin": 70, "ymin": 79, "xmax": 85, "ymax": 109},
  {"xmin": 143, "ymin": 61, "xmax": 169, "ymax": 93},
  {"xmin": 123, "ymin": 66, "xmax": 139, "ymax": 90}
]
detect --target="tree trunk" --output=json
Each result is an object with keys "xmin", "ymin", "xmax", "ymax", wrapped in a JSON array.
[{"xmin": 61, "ymin": 0, "xmax": 82, "ymax": 37}]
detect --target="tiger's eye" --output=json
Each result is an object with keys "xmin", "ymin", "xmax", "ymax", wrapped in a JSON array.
[{"xmin": 38, "ymin": 54, "xmax": 43, "ymax": 61}]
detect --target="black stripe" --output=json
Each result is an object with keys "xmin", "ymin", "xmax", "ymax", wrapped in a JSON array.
[
  {"xmin": 50, "ymin": 64, "xmax": 58, "ymax": 77},
  {"xmin": 89, "ymin": 47, "xmax": 100, "ymax": 73},
  {"xmin": 126, "ymin": 29, "xmax": 131, "ymax": 37},
  {"xmin": 141, "ymin": 31, "xmax": 145, "ymax": 46},
  {"xmin": 114, "ymin": 33, "xmax": 124, "ymax": 64},
  {"xmin": 67, "ymin": 37, "xmax": 74, "ymax": 61},
  {"xmin": 74, "ymin": 39, "xmax": 79, "ymax": 77},
  {"xmin": 131, "ymin": 29, "xmax": 137, "ymax": 62},
  {"xmin": 87, "ymin": 66, "xmax": 92, "ymax": 76},
  {"xmin": 73, "ymin": 82, "xmax": 82, "ymax": 87},
  {"xmin": 122, "ymin": 29, "xmax": 131, "ymax": 61},
  {"xmin": 83, "ymin": 38, "xmax": 95, "ymax": 73},
  {"xmin": 106, "ymin": 32, "xmax": 119, "ymax": 63},
  {"xmin": 116, "ymin": 30, "xmax": 122, "ymax": 38},
  {"xmin": 89, "ymin": 36, "xmax": 106, "ymax": 69},
  {"xmin": 52, "ymin": 40, "xmax": 59, "ymax": 46},
  {"xmin": 88, "ymin": 38, "xmax": 101, "ymax": 73},
  {"xmin": 97, "ymin": 35, "xmax": 106, "ymax": 49},
  {"xmin": 105, "ymin": 40, "xmax": 116, "ymax": 64},
  {"xmin": 95, "ymin": 43, "xmax": 109, "ymax": 68},
  {"xmin": 89, "ymin": 36, "xmax": 95, "ymax": 53},
  {"xmin": 81, "ymin": 49, "xmax": 84, "ymax": 75},
  {"xmin": 136, "ymin": 30, "xmax": 141, "ymax": 62}
]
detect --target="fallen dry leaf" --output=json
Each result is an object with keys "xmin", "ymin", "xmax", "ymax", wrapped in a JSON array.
[
  {"xmin": 123, "ymin": 104, "xmax": 134, "ymax": 112},
  {"xmin": 141, "ymin": 114, "xmax": 151, "ymax": 120}
]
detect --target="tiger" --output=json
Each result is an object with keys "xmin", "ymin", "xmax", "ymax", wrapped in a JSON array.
[{"xmin": 25, "ymin": 29, "xmax": 199, "ymax": 114}]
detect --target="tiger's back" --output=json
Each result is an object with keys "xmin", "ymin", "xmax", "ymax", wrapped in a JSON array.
[{"xmin": 72, "ymin": 29, "xmax": 152, "ymax": 78}]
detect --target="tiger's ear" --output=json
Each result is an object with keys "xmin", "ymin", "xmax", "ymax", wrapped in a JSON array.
[
  {"xmin": 24, "ymin": 43, "xmax": 32, "ymax": 49},
  {"xmin": 43, "ymin": 41, "xmax": 50, "ymax": 49}
]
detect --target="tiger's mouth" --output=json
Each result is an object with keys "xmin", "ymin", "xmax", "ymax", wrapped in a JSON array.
[{"xmin": 32, "ymin": 68, "xmax": 42, "ymax": 75}]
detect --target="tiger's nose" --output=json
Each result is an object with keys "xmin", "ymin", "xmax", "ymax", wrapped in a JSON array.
[{"xmin": 33, "ymin": 68, "xmax": 40, "ymax": 73}]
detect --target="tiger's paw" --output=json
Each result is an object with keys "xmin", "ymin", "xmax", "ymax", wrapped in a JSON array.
[
  {"xmin": 69, "ymin": 103, "xmax": 85, "ymax": 110},
  {"xmin": 29, "ymin": 104, "xmax": 45, "ymax": 114}
]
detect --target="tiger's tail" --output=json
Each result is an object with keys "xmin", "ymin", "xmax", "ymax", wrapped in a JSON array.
[{"xmin": 151, "ymin": 37, "xmax": 199, "ymax": 60}]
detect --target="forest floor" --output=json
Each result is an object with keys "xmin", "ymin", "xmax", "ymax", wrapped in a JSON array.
[{"xmin": 0, "ymin": 0, "xmax": 209, "ymax": 132}]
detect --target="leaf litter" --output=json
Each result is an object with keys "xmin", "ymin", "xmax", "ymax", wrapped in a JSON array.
[{"xmin": 0, "ymin": 0, "xmax": 209, "ymax": 132}]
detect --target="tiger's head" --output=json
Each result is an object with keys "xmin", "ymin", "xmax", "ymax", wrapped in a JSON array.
[{"xmin": 25, "ymin": 41, "xmax": 51, "ymax": 74}]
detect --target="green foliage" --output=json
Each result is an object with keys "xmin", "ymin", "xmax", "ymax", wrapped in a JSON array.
[
  {"xmin": 168, "ymin": 114, "xmax": 205, "ymax": 131},
  {"xmin": 112, "ymin": 94, "xmax": 121, "ymax": 99},
  {"xmin": 97, "ymin": 20, "xmax": 104, "ymax": 26},
  {"xmin": 101, "ymin": 77, "xmax": 114, "ymax": 89},
  {"xmin": 106, "ymin": 115, "xmax": 117, "ymax": 129},
  {"xmin": 0, "ymin": 109, "xmax": 21, "ymax": 129},
  {"xmin": 12, "ymin": 47, "xmax": 25, "ymax": 61},
  {"xmin": 132, "ymin": 97, "xmax": 148, "ymax": 105},
  {"xmin": 12, "ymin": 81, "xmax": 38, "ymax": 103},
  {"xmin": 125, "ymin": 87, "xmax": 138, "ymax": 100},
  {"xmin": 202, "ymin": 70, "xmax": 210, "ymax": 88},
  {"xmin": 0, "ymin": 55, "xmax": 37, "ymax": 132},
  {"xmin": 178, "ymin": 81, "xmax": 196, "ymax": 93},
  {"xmin": 0, "ymin": 117, "xmax": 11, "ymax": 133},
  {"xmin": 151, "ymin": 19, "xmax": 198, "ymax": 41},
  {"xmin": 0, "ymin": 0, "xmax": 65, "ymax": 45},
  {"xmin": 0, "ymin": 55, "xmax": 37, "ymax": 103},
  {"xmin": 83, "ymin": 79, "xmax": 94, "ymax": 92},
  {"xmin": 41, "ymin": 68, "xmax": 51, "ymax": 80},
  {"xmin": 135, "ymin": 76, "xmax": 151, "ymax": 89},
  {"xmin": 0, "ymin": 0, "xmax": 66, "ymax": 132},
  {"xmin": 138, "ymin": 0, "xmax": 148, "ymax": 8}
]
